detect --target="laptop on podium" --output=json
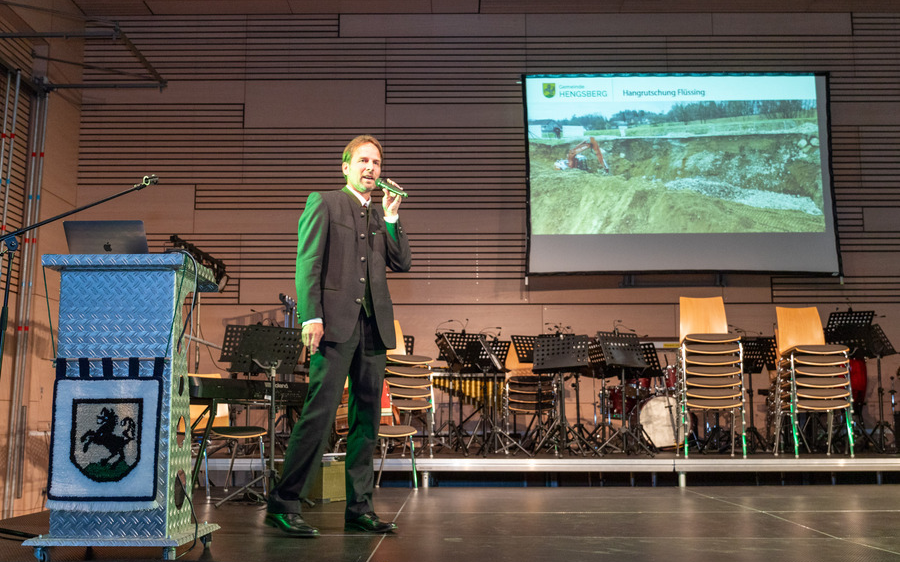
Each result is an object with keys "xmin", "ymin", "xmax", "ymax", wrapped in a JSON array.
[{"xmin": 63, "ymin": 220, "xmax": 149, "ymax": 254}]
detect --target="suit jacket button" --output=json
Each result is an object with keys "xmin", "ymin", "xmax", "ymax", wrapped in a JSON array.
[
  {"xmin": 355, "ymin": 298, "xmax": 362, "ymax": 304},
  {"xmin": 359, "ymin": 277, "xmax": 366, "ymax": 283},
  {"xmin": 360, "ymin": 256, "xmax": 366, "ymax": 262},
  {"xmin": 359, "ymin": 233, "xmax": 365, "ymax": 239}
]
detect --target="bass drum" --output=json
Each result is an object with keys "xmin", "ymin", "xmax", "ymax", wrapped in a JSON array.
[{"xmin": 639, "ymin": 396, "xmax": 685, "ymax": 450}]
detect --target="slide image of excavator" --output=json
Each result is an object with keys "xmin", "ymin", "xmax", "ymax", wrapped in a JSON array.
[{"xmin": 553, "ymin": 136, "xmax": 610, "ymax": 174}]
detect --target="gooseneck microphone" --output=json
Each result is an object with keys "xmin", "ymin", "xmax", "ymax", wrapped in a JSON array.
[{"xmin": 375, "ymin": 178, "xmax": 409, "ymax": 198}]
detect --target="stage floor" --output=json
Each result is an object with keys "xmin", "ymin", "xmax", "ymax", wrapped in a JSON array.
[{"xmin": 4, "ymin": 484, "xmax": 900, "ymax": 561}]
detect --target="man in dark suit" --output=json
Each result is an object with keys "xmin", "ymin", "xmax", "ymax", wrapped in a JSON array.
[{"xmin": 265, "ymin": 135, "xmax": 411, "ymax": 537}]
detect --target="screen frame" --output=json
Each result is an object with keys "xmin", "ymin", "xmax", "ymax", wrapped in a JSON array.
[{"xmin": 522, "ymin": 71, "xmax": 843, "ymax": 277}]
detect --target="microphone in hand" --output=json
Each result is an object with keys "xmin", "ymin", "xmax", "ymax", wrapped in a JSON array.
[{"xmin": 375, "ymin": 178, "xmax": 409, "ymax": 198}]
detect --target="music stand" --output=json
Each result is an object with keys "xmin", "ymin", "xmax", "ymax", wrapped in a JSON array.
[
  {"xmin": 460, "ymin": 336, "xmax": 525, "ymax": 456},
  {"xmin": 584, "ymin": 338, "xmax": 618, "ymax": 446},
  {"xmin": 532, "ymin": 334, "xmax": 593, "ymax": 456},
  {"xmin": 569, "ymin": 339, "xmax": 623, "ymax": 451},
  {"xmin": 434, "ymin": 332, "xmax": 481, "ymax": 454},
  {"xmin": 740, "ymin": 336, "xmax": 774, "ymax": 452},
  {"xmin": 215, "ymin": 325, "xmax": 303, "ymax": 506},
  {"xmin": 866, "ymin": 324, "xmax": 895, "ymax": 451},
  {"xmin": 594, "ymin": 332, "xmax": 655, "ymax": 456},
  {"xmin": 510, "ymin": 335, "xmax": 536, "ymax": 363},
  {"xmin": 824, "ymin": 310, "xmax": 875, "ymax": 354},
  {"xmin": 507, "ymin": 335, "xmax": 559, "ymax": 454},
  {"xmin": 825, "ymin": 311, "xmax": 897, "ymax": 452}
]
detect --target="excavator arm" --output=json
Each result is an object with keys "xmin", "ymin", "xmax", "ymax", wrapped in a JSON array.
[{"xmin": 565, "ymin": 136, "xmax": 609, "ymax": 173}]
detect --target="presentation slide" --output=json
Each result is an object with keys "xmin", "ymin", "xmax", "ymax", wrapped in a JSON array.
[{"xmin": 524, "ymin": 73, "xmax": 840, "ymax": 275}]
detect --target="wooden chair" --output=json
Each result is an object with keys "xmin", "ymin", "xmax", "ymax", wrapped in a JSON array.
[
  {"xmin": 773, "ymin": 306, "xmax": 854, "ymax": 457},
  {"xmin": 677, "ymin": 297, "xmax": 747, "ymax": 458}
]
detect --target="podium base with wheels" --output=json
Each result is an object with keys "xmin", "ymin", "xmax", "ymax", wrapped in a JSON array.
[{"xmin": 25, "ymin": 523, "xmax": 221, "ymax": 561}]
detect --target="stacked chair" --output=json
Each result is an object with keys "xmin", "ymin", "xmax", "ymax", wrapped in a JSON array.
[
  {"xmin": 384, "ymin": 321, "xmax": 436, "ymax": 456},
  {"xmin": 677, "ymin": 296, "xmax": 747, "ymax": 458},
  {"xmin": 772, "ymin": 306, "xmax": 854, "ymax": 457},
  {"xmin": 503, "ymin": 336, "xmax": 556, "ymax": 456}
]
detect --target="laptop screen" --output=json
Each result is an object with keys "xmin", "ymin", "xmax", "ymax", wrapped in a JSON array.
[{"xmin": 63, "ymin": 220, "xmax": 150, "ymax": 254}]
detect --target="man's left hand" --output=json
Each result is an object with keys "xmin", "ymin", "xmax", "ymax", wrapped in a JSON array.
[{"xmin": 381, "ymin": 179, "xmax": 403, "ymax": 219}]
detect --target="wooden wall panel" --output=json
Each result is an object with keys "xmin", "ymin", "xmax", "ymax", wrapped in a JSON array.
[{"xmin": 71, "ymin": 11, "xmax": 900, "ymax": 374}]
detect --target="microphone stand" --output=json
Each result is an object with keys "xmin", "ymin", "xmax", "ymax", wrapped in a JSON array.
[
  {"xmin": 0, "ymin": 174, "xmax": 158, "ymax": 377},
  {"xmin": 0, "ymin": 175, "xmax": 156, "ymax": 538}
]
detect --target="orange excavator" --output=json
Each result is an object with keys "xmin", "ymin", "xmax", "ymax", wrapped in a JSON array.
[{"xmin": 554, "ymin": 136, "xmax": 609, "ymax": 173}]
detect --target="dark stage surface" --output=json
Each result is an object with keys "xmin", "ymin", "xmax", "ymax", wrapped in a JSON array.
[{"xmin": 4, "ymin": 484, "xmax": 900, "ymax": 561}]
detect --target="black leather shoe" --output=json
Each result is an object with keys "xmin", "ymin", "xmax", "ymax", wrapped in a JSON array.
[
  {"xmin": 345, "ymin": 512, "xmax": 397, "ymax": 533},
  {"xmin": 264, "ymin": 512, "xmax": 320, "ymax": 537}
]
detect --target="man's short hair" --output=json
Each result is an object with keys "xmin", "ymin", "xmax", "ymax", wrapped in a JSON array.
[{"xmin": 342, "ymin": 135, "xmax": 384, "ymax": 169}]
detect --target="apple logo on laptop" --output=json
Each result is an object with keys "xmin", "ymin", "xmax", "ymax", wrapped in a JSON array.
[{"xmin": 103, "ymin": 241, "xmax": 112, "ymax": 252}]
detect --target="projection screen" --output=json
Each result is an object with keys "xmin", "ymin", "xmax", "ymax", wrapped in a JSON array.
[{"xmin": 523, "ymin": 73, "xmax": 841, "ymax": 275}]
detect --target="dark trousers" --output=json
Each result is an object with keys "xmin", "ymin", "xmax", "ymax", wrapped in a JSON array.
[{"xmin": 268, "ymin": 312, "xmax": 386, "ymax": 520}]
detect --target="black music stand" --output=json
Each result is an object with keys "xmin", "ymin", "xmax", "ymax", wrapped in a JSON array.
[
  {"xmin": 215, "ymin": 325, "xmax": 303, "ymax": 506},
  {"xmin": 825, "ymin": 310, "xmax": 897, "ymax": 452},
  {"xmin": 594, "ymin": 333, "xmax": 655, "ymax": 456},
  {"xmin": 434, "ymin": 332, "xmax": 481, "ymax": 454},
  {"xmin": 740, "ymin": 337, "xmax": 774, "ymax": 453},
  {"xmin": 461, "ymin": 336, "xmax": 525, "ymax": 456},
  {"xmin": 637, "ymin": 341, "xmax": 664, "ymax": 387},
  {"xmin": 867, "ymin": 324, "xmax": 897, "ymax": 451},
  {"xmin": 532, "ymin": 334, "xmax": 594, "ymax": 456},
  {"xmin": 565, "ymin": 337, "xmax": 613, "ymax": 454},
  {"xmin": 825, "ymin": 310, "xmax": 875, "ymax": 357},
  {"xmin": 585, "ymin": 338, "xmax": 617, "ymax": 445},
  {"xmin": 507, "ymin": 334, "xmax": 558, "ymax": 454},
  {"xmin": 510, "ymin": 335, "xmax": 535, "ymax": 363}
]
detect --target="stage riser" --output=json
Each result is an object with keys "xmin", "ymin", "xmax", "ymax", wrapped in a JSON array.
[{"xmin": 198, "ymin": 456, "xmax": 900, "ymax": 475}]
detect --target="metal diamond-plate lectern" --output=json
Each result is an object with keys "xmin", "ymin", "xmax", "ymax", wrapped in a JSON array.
[{"xmin": 27, "ymin": 254, "xmax": 220, "ymax": 561}]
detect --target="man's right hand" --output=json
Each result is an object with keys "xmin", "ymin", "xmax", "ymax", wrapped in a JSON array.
[{"xmin": 302, "ymin": 322, "xmax": 324, "ymax": 356}]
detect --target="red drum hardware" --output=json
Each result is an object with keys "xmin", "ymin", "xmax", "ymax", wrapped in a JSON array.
[
  {"xmin": 849, "ymin": 357, "xmax": 868, "ymax": 406},
  {"xmin": 664, "ymin": 364, "xmax": 679, "ymax": 391},
  {"xmin": 607, "ymin": 386, "xmax": 636, "ymax": 418}
]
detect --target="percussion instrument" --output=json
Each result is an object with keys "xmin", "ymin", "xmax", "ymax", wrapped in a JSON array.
[
  {"xmin": 849, "ymin": 357, "xmax": 868, "ymax": 406},
  {"xmin": 607, "ymin": 380, "xmax": 651, "ymax": 417},
  {"xmin": 433, "ymin": 374, "xmax": 498, "ymax": 406},
  {"xmin": 607, "ymin": 386, "xmax": 637, "ymax": 418},
  {"xmin": 663, "ymin": 364, "xmax": 679, "ymax": 391},
  {"xmin": 639, "ymin": 396, "xmax": 684, "ymax": 450}
]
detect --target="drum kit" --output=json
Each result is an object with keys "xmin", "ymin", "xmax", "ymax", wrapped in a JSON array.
[{"xmin": 595, "ymin": 362, "xmax": 683, "ymax": 454}]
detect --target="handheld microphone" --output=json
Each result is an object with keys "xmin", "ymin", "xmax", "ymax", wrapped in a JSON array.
[{"xmin": 375, "ymin": 178, "xmax": 409, "ymax": 198}]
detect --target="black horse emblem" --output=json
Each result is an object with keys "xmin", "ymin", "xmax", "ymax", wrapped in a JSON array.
[{"xmin": 72, "ymin": 400, "xmax": 142, "ymax": 482}]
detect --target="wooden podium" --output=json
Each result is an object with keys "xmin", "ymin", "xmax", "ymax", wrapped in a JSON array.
[{"xmin": 26, "ymin": 254, "xmax": 220, "ymax": 560}]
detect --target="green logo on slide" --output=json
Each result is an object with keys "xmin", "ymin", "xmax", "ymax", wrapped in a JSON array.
[{"xmin": 542, "ymin": 83, "xmax": 556, "ymax": 98}]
